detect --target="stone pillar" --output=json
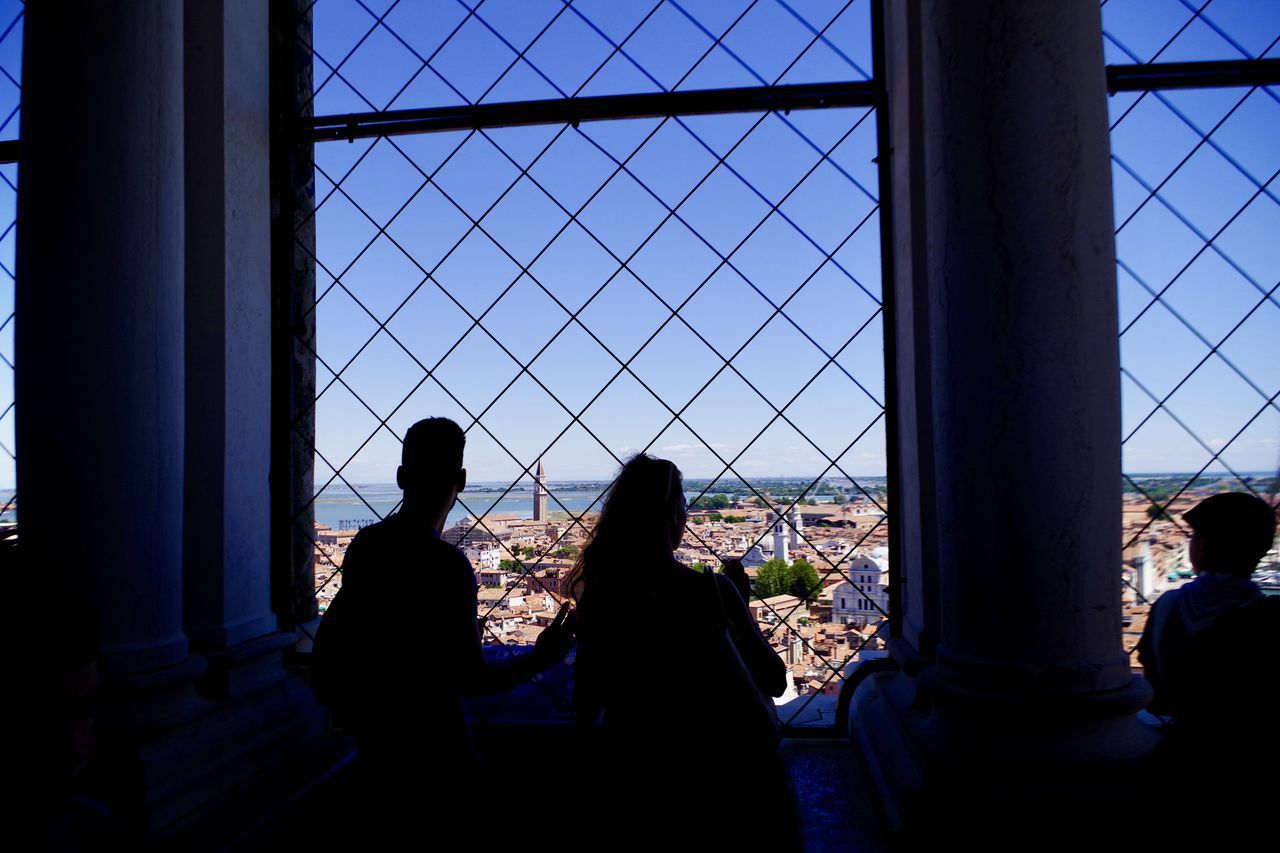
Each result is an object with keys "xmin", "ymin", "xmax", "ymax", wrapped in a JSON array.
[
  {"xmin": 17, "ymin": 0, "xmax": 190, "ymax": 679},
  {"xmin": 184, "ymin": 0, "xmax": 279, "ymax": 654},
  {"xmin": 920, "ymin": 0, "xmax": 1131, "ymax": 702},
  {"xmin": 17, "ymin": 3, "xmax": 326, "ymax": 836},
  {"xmin": 850, "ymin": 0, "xmax": 1156, "ymax": 840}
]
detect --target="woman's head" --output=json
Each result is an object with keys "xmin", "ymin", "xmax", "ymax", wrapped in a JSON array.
[{"xmin": 566, "ymin": 454, "xmax": 686, "ymax": 601}]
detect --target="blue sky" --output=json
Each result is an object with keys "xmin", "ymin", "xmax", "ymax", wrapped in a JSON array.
[
  {"xmin": 304, "ymin": 0, "xmax": 1280, "ymax": 491},
  {"xmin": 0, "ymin": 1, "xmax": 19, "ymax": 494},
  {"xmin": 0, "ymin": 0, "xmax": 1276, "ymax": 494}
]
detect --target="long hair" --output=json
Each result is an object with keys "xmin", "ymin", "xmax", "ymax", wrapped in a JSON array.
[{"xmin": 564, "ymin": 454, "xmax": 686, "ymax": 607}]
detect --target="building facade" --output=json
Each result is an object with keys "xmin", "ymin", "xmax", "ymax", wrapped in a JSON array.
[{"xmin": 831, "ymin": 551, "xmax": 890, "ymax": 627}]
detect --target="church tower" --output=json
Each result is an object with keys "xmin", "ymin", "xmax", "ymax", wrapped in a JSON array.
[
  {"xmin": 790, "ymin": 506, "xmax": 803, "ymax": 551},
  {"xmin": 772, "ymin": 511, "xmax": 789, "ymax": 564},
  {"xmin": 533, "ymin": 458, "xmax": 547, "ymax": 522},
  {"xmin": 1138, "ymin": 536, "xmax": 1154, "ymax": 601}
]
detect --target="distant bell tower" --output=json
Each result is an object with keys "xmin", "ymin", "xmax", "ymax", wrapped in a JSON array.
[
  {"xmin": 1138, "ymin": 536, "xmax": 1154, "ymax": 600},
  {"xmin": 533, "ymin": 458, "xmax": 547, "ymax": 522},
  {"xmin": 790, "ymin": 506, "xmax": 803, "ymax": 550},
  {"xmin": 773, "ymin": 512, "xmax": 789, "ymax": 564}
]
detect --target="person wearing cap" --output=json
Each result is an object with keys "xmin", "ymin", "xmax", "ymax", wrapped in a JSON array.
[
  {"xmin": 1136, "ymin": 490, "xmax": 1277, "ymax": 768},
  {"xmin": 311, "ymin": 417, "xmax": 576, "ymax": 829}
]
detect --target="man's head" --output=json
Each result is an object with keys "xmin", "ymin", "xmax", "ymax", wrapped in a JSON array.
[
  {"xmin": 396, "ymin": 417, "xmax": 466, "ymax": 506},
  {"xmin": 1183, "ymin": 491, "xmax": 1277, "ymax": 578}
]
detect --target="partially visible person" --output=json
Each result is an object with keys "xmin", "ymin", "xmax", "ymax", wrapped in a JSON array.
[
  {"xmin": 1136, "ymin": 491, "xmax": 1278, "ymax": 768},
  {"xmin": 311, "ymin": 417, "xmax": 575, "ymax": 830},
  {"xmin": 567, "ymin": 454, "xmax": 795, "ymax": 847}
]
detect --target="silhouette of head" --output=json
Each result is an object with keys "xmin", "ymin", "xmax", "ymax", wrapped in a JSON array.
[
  {"xmin": 1183, "ymin": 491, "xmax": 1276, "ymax": 578},
  {"xmin": 396, "ymin": 417, "xmax": 466, "ymax": 507},
  {"xmin": 566, "ymin": 454, "xmax": 686, "ymax": 601}
]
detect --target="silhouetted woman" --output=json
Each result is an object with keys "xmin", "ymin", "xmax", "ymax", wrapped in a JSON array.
[{"xmin": 566, "ymin": 454, "xmax": 795, "ymax": 846}]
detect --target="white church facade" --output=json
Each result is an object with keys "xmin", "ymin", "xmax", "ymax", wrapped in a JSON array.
[{"xmin": 832, "ymin": 548, "xmax": 890, "ymax": 627}]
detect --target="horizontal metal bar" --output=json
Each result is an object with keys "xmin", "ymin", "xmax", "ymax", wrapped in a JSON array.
[
  {"xmin": 304, "ymin": 81, "xmax": 878, "ymax": 142},
  {"xmin": 1107, "ymin": 58, "xmax": 1280, "ymax": 93},
  {"xmin": 0, "ymin": 139, "xmax": 17, "ymax": 164}
]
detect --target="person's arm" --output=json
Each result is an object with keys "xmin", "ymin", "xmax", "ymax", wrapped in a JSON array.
[
  {"xmin": 310, "ymin": 534, "xmax": 368, "ymax": 721},
  {"xmin": 717, "ymin": 573, "xmax": 789, "ymax": 697},
  {"xmin": 721, "ymin": 557, "xmax": 752, "ymax": 603},
  {"xmin": 571, "ymin": 601, "xmax": 606, "ymax": 735},
  {"xmin": 1137, "ymin": 593, "xmax": 1174, "ymax": 716},
  {"xmin": 451, "ymin": 556, "xmax": 575, "ymax": 696}
]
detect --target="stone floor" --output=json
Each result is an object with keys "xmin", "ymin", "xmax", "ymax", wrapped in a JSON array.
[
  {"xmin": 782, "ymin": 740, "xmax": 887, "ymax": 853},
  {"xmin": 170, "ymin": 732, "xmax": 887, "ymax": 850}
]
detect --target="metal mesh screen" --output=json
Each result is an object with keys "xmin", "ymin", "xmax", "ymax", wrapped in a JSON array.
[
  {"xmin": 300, "ymin": 0, "xmax": 888, "ymax": 729},
  {"xmin": 1103, "ymin": 0, "xmax": 1280, "ymax": 661},
  {"xmin": 0, "ymin": 1, "xmax": 21, "ymax": 526}
]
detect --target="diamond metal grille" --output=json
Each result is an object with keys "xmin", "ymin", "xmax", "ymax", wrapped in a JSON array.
[
  {"xmin": 299, "ymin": 0, "xmax": 887, "ymax": 729},
  {"xmin": 1103, "ymin": 0, "xmax": 1280, "ymax": 665},
  {"xmin": 0, "ymin": 1, "xmax": 21, "ymax": 526}
]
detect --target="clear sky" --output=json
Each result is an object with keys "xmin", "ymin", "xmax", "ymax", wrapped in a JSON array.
[
  {"xmin": 302, "ymin": 0, "xmax": 1279, "ymax": 492},
  {"xmin": 0, "ymin": 0, "xmax": 1275, "ymax": 495},
  {"xmin": 0, "ymin": 0, "xmax": 18, "ymax": 493}
]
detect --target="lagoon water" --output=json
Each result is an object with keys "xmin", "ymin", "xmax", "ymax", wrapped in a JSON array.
[
  {"xmin": 311, "ymin": 482, "xmax": 617, "ymax": 531},
  {"xmin": 311, "ymin": 482, "xmax": 842, "ymax": 532}
]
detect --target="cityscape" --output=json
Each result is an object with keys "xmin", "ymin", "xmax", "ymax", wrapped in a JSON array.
[
  {"xmin": 309, "ymin": 464, "xmax": 1280, "ymax": 727},
  {"xmin": 3, "ymin": 0, "xmax": 1278, "ymax": 844}
]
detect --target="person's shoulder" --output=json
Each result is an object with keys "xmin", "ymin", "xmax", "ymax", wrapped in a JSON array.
[
  {"xmin": 1142, "ymin": 588, "xmax": 1184, "ymax": 642},
  {"xmin": 423, "ymin": 534, "xmax": 476, "ymax": 588},
  {"xmin": 345, "ymin": 517, "xmax": 397, "ymax": 550},
  {"xmin": 693, "ymin": 567, "xmax": 748, "ymax": 602},
  {"xmin": 421, "ymin": 531, "xmax": 470, "ymax": 566},
  {"xmin": 1214, "ymin": 592, "xmax": 1280, "ymax": 636}
]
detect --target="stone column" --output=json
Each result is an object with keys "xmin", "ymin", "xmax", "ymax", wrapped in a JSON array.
[
  {"xmin": 17, "ymin": 0, "xmax": 190, "ymax": 679},
  {"xmin": 851, "ymin": 0, "xmax": 1156, "ymax": 840},
  {"xmin": 918, "ymin": 0, "xmax": 1131, "ymax": 701},
  {"xmin": 183, "ymin": 0, "xmax": 280, "ymax": 656},
  {"xmin": 18, "ymin": 4, "xmax": 326, "ymax": 835}
]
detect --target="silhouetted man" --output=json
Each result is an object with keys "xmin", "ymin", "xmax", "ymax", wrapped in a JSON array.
[
  {"xmin": 312, "ymin": 417, "xmax": 574, "ymax": 821},
  {"xmin": 1137, "ymin": 491, "xmax": 1277, "ymax": 770}
]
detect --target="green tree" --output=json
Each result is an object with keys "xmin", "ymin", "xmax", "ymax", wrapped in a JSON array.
[
  {"xmin": 788, "ymin": 558, "xmax": 821, "ymax": 601},
  {"xmin": 498, "ymin": 559, "xmax": 519, "ymax": 572},
  {"xmin": 755, "ymin": 558, "xmax": 791, "ymax": 598},
  {"xmin": 833, "ymin": 493, "xmax": 847, "ymax": 505},
  {"xmin": 755, "ymin": 557, "xmax": 821, "ymax": 601},
  {"xmin": 722, "ymin": 514, "xmax": 745, "ymax": 523},
  {"xmin": 753, "ymin": 496, "xmax": 769, "ymax": 509}
]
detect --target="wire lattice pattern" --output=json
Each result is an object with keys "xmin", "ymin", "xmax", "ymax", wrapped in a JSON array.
[
  {"xmin": 0, "ymin": 2, "xmax": 21, "ymax": 522},
  {"xmin": 1103, "ymin": 0, "xmax": 1280, "ymax": 658},
  {"xmin": 300, "ymin": 0, "xmax": 887, "ymax": 727},
  {"xmin": 307, "ymin": 0, "xmax": 872, "ymax": 117}
]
